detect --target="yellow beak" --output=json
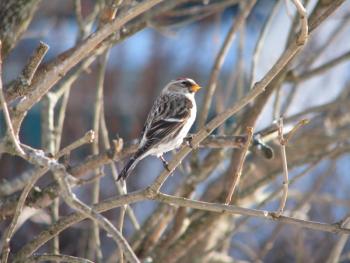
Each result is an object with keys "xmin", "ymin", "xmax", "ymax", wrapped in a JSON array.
[{"xmin": 190, "ymin": 84, "xmax": 201, "ymax": 93}]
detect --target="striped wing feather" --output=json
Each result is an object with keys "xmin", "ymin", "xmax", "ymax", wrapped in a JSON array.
[{"xmin": 140, "ymin": 93, "xmax": 192, "ymax": 152}]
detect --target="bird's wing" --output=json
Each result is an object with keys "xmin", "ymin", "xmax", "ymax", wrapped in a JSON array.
[{"xmin": 140, "ymin": 94, "xmax": 193, "ymax": 150}]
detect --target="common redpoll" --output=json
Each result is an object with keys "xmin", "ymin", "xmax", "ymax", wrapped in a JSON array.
[{"xmin": 118, "ymin": 78, "xmax": 201, "ymax": 180}]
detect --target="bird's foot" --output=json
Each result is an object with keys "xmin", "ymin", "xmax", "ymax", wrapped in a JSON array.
[
  {"xmin": 159, "ymin": 155, "xmax": 171, "ymax": 172},
  {"xmin": 184, "ymin": 135, "xmax": 195, "ymax": 149}
]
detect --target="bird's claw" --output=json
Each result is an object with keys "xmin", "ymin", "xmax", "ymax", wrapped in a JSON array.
[
  {"xmin": 159, "ymin": 155, "xmax": 171, "ymax": 172},
  {"xmin": 163, "ymin": 161, "xmax": 170, "ymax": 172},
  {"xmin": 184, "ymin": 135, "xmax": 195, "ymax": 149}
]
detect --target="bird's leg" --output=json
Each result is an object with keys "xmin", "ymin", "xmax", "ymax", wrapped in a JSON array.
[
  {"xmin": 184, "ymin": 134, "xmax": 195, "ymax": 149},
  {"xmin": 159, "ymin": 154, "xmax": 170, "ymax": 171}
]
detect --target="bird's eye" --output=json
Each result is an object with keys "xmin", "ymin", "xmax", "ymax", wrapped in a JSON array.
[{"xmin": 181, "ymin": 80, "xmax": 190, "ymax": 86}]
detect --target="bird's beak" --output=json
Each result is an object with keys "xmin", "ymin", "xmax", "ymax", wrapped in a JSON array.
[{"xmin": 190, "ymin": 84, "xmax": 201, "ymax": 93}]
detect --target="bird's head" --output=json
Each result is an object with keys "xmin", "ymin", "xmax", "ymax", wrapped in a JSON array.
[{"xmin": 164, "ymin": 78, "xmax": 201, "ymax": 95}]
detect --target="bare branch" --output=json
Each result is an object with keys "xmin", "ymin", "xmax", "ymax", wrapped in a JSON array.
[
  {"xmin": 0, "ymin": 168, "xmax": 48, "ymax": 263},
  {"xmin": 5, "ymin": 41, "xmax": 49, "ymax": 102},
  {"xmin": 0, "ymin": 41, "xmax": 25, "ymax": 157},
  {"xmin": 225, "ymin": 126, "xmax": 254, "ymax": 204},
  {"xmin": 273, "ymin": 118, "xmax": 289, "ymax": 217},
  {"xmin": 288, "ymin": 50, "xmax": 350, "ymax": 83},
  {"xmin": 9, "ymin": 0, "xmax": 165, "ymax": 133},
  {"xmin": 55, "ymin": 130, "xmax": 95, "ymax": 158},
  {"xmin": 27, "ymin": 253, "xmax": 94, "ymax": 263}
]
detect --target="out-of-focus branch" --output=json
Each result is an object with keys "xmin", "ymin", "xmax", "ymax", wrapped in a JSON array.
[
  {"xmin": 250, "ymin": 0, "xmax": 282, "ymax": 88},
  {"xmin": 4, "ymin": 142, "xmax": 138, "ymax": 263},
  {"xmin": 326, "ymin": 215, "xmax": 350, "ymax": 263},
  {"xmin": 258, "ymin": 160, "xmax": 335, "ymax": 259},
  {"xmin": 0, "ymin": 0, "xmax": 42, "ymax": 58},
  {"xmin": 287, "ymin": 50, "xmax": 350, "ymax": 83},
  {"xmin": 0, "ymin": 41, "xmax": 25, "ymax": 157},
  {"xmin": 52, "ymin": 170, "xmax": 140, "ymax": 263},
  {"xmin": 0, "ymin": 167, "xmax": 48, "ymax": 263},
  {"xmin": 27, "ymin": 253, "xmax": 94, "ymax": 263},
  {"xmin": 198, "ymin": 0, "xmax": 257, "ymax": 128},
  {"xmin": 308, "ymin": 0, "xmax": 346, "ymax": 32}
]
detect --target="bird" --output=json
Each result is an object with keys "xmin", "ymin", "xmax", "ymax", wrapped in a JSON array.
[{"xmin": 117, "ymin": 78, "xmax": 201, "ymax": 181}]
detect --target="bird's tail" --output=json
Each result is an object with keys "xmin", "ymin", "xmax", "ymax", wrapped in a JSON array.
[
  {"xmin": 117, "ymin": 147, "xmax": 148, "ymax": 181},
  {"xmin": 117, "ymin": 157, "xmax": 140, "ymax": 181}
]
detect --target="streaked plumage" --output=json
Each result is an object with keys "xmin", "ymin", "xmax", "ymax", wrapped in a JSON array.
[{"xmin": 118, "ymin": 78, "xmax": 201, "ymax": 180}]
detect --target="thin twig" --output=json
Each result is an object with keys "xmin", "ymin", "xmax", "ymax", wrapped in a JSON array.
[
  {"xmin": 100, "ymin": 106, "xmax": 141, "ymax": 231},
  {"xmin": 225, "ymin": 126, "xmax": 254, "ymax": 204},
  {"xmin": 53, "ymin": 171, "xmax": 140, "ymax": 263},
  {"xmin": 0, "ymin": 41, "xmax": 25, "ymax": 157},
  {"xmin": 291, "ymin": 0, "xmax": 308, "ymax": 45},
  {"xmin": 0, "ymin": 167, "xmax": 48, "ymax": 263},
  {"xmin": 288, "ymin": 50, "xmax": 350, "ymax": 83},
  {"xmin": 284, "ymin": 118, "xmax": 309, "ymax": 142},
  {"xmin": 55, "ymin": 130, "xmax": 95, "ymax": 158},
  {"xmin": 250, "ymin": 0, "xmax": 282, "ymax": 88},
  {"xmin": 273, "ymin": 118, "xmax": 289, "ymax": 217},
  {"xmin": 90, "ymin": 49, "xmax": 109, "ymax": 263},
  {"xmin": 155, "ymin": 192, "xmax": 350, "ymax": 234}
]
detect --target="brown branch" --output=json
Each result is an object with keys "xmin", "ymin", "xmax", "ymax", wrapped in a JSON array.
[
  {"xmin": 13, "ymin": 186, "xmax": 350, "ymax": 261},
  {"xmin": 55, "ymin": 130, "xmax": 95, "ymax": 158},
  {"xmin": 284, "ymin": 118, "xmax": 309, "ymax": 142},
  {"xmin": 0, "ymin": 0, "xmax": 42, "ymax": 58},
  {"xmin": 27, "ymin": 253, "xmax": 94, "ymax": 263},
  {"xmin": 273, "ymin": 118, "xmax": 289, "ymax": 217},
  {"xmin": 0, "ymin": 167, "xmax": 48, "ymax": 263},
  {"xmin": 9, "ymin": 0, "xmax": 165, "ymax": 133},
  {"xmin": 288, "ymin": 50, "xmax": 350, "ymax": 83},
  {"xmin": 100, "ymin": 109, "xmax": 141, "ymax": 231},
  {"xmin": 19, "ymin": 42, "xmax": 49, "ymax": 86},
  {"xmin": 0, "ymin": 41, "xmax": 25, "ymax": 157},
  {"xmin": 5, "ymin": 42, "xmax": 49, "ymax": 102},
  {"xmin": 250, "ymin": 0, "xmax": 282, "ymax": 88},
  {"xmin": 154, "ymin": 192, "xmax": 350, "ymax": 234},
  {"xmin": 326, "ymin": 215, "xmax": 350, "ymax": 263},
  {"xmin": 52, "ymin": 170, "xmax": 140, "ymax": 263},
  {"xmin": 225, "ymin": 126, "xmax": 254, "ymax": 204},
  {"xmin": 5, "ymin": 140, "xmax": 139, "ymax": 263},
  {"xmin": 13, "ymin": 190, "xmax": 146, "ymax": 261}
]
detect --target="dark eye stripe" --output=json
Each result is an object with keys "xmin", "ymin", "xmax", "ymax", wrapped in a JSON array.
[{"xmin": 181, "ymin": 80, "xmax": 193, "ymax": 87}]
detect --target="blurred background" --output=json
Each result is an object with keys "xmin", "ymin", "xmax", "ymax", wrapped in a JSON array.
[{"xmin": 1, "ymin": 0, "xmax": 350, "ymax": 262}]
